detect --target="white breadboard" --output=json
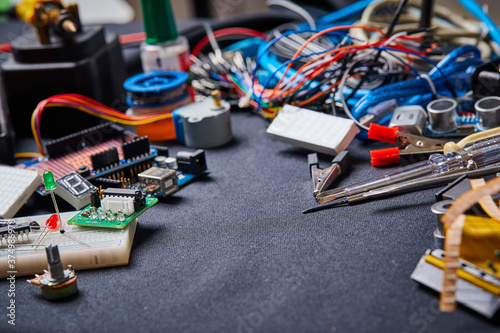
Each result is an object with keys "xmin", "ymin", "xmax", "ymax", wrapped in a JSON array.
[
  {"xmin": 266, "ymin": 105, "xmax": 360, "ymax": 155},
  {"xmin": 0, "ymin": 166, "xmax": 40, "ymax": 219},
  {"xmin": 0, "ymin": 211, "xmax": 137, "ymax": 277}
]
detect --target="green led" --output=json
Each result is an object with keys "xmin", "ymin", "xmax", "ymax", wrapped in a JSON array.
[{"xmin": 43, "ymin": 171, "xmax": 57, "ymax": 191}]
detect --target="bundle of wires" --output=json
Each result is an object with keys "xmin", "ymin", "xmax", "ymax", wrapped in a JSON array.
[
  {"xmin": 31, "ymin": 94, "xmax": 177, "ymax": 156},
  {"xmin": 190, "ymin": 24, "xmax": 424, "ymax": 118},
  {"xmin": 188, "ymin": 0, "xmax": 498, "ymax": 127},
  {"xmin": 26, "ymin": 0, "xmax": 500, "ymax": 157},
  {"xmin": 251, "ymin": 26, "xmax": 430, "ymax": 115}
]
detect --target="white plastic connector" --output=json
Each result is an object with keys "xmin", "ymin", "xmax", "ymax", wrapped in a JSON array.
[{"xmin": 101, "ymin": 197, "xmax": 135, "ymax": 216}]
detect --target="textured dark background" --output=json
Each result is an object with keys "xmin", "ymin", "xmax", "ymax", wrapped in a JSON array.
[
  {"xmin": 1, "ymin": 110, "xmax": 499, "ymax": 333},
  {"xmin": 0, "ymin": 21, "xmax": 499, "ymax": 333}
]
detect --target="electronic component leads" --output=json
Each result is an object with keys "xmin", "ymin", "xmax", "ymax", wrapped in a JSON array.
[{"xmin": 27, "ymin": 244, "xmax": 78, "ymax": 300}]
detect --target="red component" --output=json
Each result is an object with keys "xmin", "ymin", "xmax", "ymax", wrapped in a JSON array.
[
  {"xmin": 370, "ymin": 147, "xmax": 401, "ymax": 166},
  {"xmin": 368, "ymin": 123, "xmax": 398, "ymax": 144},
  {"xmin": 0, "ymin": 42, "xmax": 12, "ymax": 53},
  {"xmin": 46, "ymin": 214, "xmax": 61, "ymax": 230}
]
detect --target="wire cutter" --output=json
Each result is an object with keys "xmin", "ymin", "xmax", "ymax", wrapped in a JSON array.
[
  {"xmin": 308, "ymin": 151, "xmax": 350, "ymax": 196},
  {"xmin": 368, "ymin": 123, "xmax": 448, "ymax": 166}
]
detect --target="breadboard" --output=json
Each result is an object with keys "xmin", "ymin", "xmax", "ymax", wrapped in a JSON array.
[
  {"xmin": 0, "ymin": 211, "xmax": 137, "ymax": 277},
  {"xmin": 0, "ymin": 166, "xmax": 41, "ymax": 218},
  {"xmin": 266, "ymin": 104, "xmax": 360, "ymax": 155}
]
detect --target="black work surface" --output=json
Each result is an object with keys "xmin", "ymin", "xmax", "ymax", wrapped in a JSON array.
[
  {"xmin": 2, "ymin": 110, "xmax": 499, "ymax": 333},
  {"xmin": 1, "ymin": 21, "xmax": 499, "ymax": 333}
]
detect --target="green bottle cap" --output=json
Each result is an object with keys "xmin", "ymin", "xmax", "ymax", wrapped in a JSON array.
[
  {"xmin": 43, "ymin": 171, "xmax": 57, "ymax": 191},
  {"xmin": 141, "ymin": 0, "xmax": 178, "ymax": 44}
]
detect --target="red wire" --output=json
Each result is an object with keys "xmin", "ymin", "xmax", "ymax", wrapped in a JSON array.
[
  {"xmin": 119, "ymin": 32, "xmax": 146, "ymax": 45},
  {"xmin": 118, "ymin": 28, "xmax": 267, "ymax": 54},
  {"xmin": 191, "ymin": 27, "xmax": 267, "ymax": 57}
]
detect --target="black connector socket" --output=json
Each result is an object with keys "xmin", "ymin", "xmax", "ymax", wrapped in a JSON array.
[
  {"xmin": 122, "ymin": 136, "xmax": 150, "ymax": 160},
  {"xmin": 45, "ymin": 122, "xmax": 125, "ymax": 158},
  {"xmin": 176, "ymin": 150, "xmax": 207, "ymax": 175},
  {"xmin": 90, "ymin": 147, "xmax": 119, "ymax": 171}
]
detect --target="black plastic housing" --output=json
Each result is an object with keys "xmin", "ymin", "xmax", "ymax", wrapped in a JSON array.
[
  {"xmin": 45, "ymin": 122, "xmax": 125, "ymax": 158},
  {"xmin": 91, "ymin": 147, "xmax": 119, "ymax": 171},
  {"xmin": 471, "ymin": 58, "xmax": 500, "ymax": 100},
  {"xmin": 0, "ymin": 76, "xmax": 15, "ymax": 165},
  {"xmin": 1, "ymin": 25, "xmax": 125, "ymax": 137},
  {"xmin": 176, "ymin": 150, "xmax": 207, "ymax": 175},
  {"xmin": 122, "ymin": 136, "xmax": 150, "ymax": 160}
]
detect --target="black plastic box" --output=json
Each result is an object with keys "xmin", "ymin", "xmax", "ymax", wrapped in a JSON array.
[{"xmin": 1, "ymin": 25, "xmax": 125, "ymax": 137}]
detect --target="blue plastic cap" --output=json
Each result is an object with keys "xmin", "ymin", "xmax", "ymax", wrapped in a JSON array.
[{"xmin": 123, "ymin": 71, "xmax": 189, "ymax": 96}]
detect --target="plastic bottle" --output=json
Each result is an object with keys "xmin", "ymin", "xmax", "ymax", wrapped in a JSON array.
[{"xmin": 140, "ymin": 0, "xmax": 190, "ymax": 72}]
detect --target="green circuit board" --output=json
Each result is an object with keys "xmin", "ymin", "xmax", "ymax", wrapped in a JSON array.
[{"xmin": 67, "ymin": 198, "xmax": 158, "ymax": 229}]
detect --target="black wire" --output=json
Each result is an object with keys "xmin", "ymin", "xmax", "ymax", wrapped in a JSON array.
[{"xmin": 344, "ymin": 0, "xmax": 409, "ymax": 102}]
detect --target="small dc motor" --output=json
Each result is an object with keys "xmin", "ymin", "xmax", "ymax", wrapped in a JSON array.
[
  {"xmin": 173, "ymin": 90, "xmax": 233, "ymax": 148},
  {"xmin": 27, "ymin": 244, "xmax": 78, "ymax": 300}
]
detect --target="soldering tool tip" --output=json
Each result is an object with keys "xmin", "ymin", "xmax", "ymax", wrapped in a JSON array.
[{"xmin": 302, "ymin": 199, "xmax": 348, "ymax": 214}]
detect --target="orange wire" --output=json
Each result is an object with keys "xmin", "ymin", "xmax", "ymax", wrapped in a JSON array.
[
  {"xmin": 295, "ymin": 74, "xmax": 360, "ymax": 107},
  {"xmin": 267, "ymin": 25, "xmax": 385, "ymax": 100},
  {"xmin": 268, "ymin": 49, "xmax": 351, "ymax": 100},
  {"xmin": 267, "ymin": 41, "xmax": 377, "ymax": 101},
  {"xmin": 265, "ymin": 29, "xmax": 419, "ymax": 102}
]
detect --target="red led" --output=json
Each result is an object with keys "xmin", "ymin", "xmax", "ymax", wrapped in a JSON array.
[{"xmin": 46, "ymin": 214, "xmax": 61, "ymax": 230}]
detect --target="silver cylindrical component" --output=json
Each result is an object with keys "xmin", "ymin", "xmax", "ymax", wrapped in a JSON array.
[
  {"xmin": 165, "ymin": 157, "xmax": 178, "ymax": 170},
  {"xmin": 475, "ymin": 96, "xmax": 500, "ymax": 130},
  {"xmin": 427, "ymin": 98, "xmax": 458, "ymax": 133},
  {"xmin": 433, "ymin": 229, "xmax": 445, "ymax": 250},
  {"xmin": 430, "ymin": 200, "xmax": 453, "ymax": 234},
  {"xmin": 46, "ymin": 245, "xmax": 65, "ymax": 282},
  {"xmin": 154, "ymin": 155, "xmax": 167, "ymax": 168},
  {"xmin": 173, "ymin": 95, "xmax": 232, "ymax": 148}
]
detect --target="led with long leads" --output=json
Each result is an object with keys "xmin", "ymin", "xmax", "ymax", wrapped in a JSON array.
[{"xmin": 43, "ymin": 171, "xmax": 62, "ymax": 229}]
